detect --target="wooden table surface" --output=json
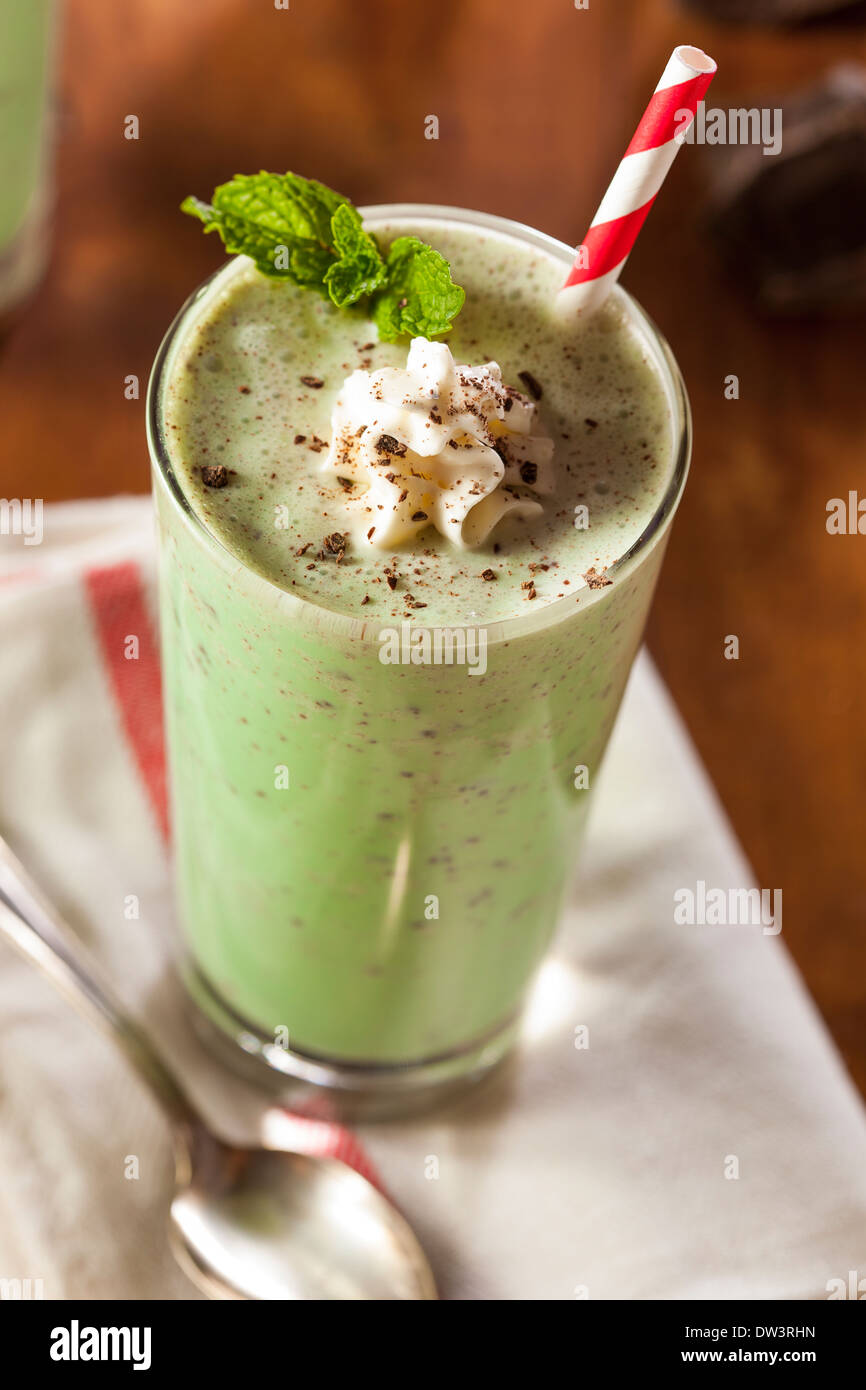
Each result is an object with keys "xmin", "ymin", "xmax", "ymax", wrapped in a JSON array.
[{"xmin": 3, "ymin": 0, "xmax": 865, "ymax": 1093}]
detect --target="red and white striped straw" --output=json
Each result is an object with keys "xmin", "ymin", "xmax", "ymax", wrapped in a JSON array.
[{"xmin": 558, "ymin": 45, "xmax": 717, "ymax": 314}]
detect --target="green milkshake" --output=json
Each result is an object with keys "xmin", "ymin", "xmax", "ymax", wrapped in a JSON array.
[
  {"xmin": 149, "ymin": 200, "xmax": 688, "ymax": 1102},
  {"xmin": 0, "ymin": 1, "xmax": 57, "ymax": 314}
]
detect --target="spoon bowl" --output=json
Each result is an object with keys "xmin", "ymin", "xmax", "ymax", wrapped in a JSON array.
[{"xmin": 170, "ymin": 1136, "xmax": 437, "ymax": 1300}]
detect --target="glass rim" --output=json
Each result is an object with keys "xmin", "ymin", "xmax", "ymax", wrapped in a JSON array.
[{"xmin": 147, "ymin": 202, "xmax": 692, "ymax": 645}]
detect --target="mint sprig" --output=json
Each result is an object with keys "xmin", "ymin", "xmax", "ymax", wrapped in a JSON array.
[
  {"xmin": 373, "ymin": 237, "xmax": 466, "ymax": 342},
  {"xmin": 181, "ymin": 171, "xmax": 463, "ymax": 341},
  {"xmin": 325, "ymin": 202, "xmax": 388, "ymax": 308}
]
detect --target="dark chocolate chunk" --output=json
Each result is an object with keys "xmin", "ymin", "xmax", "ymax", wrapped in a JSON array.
[
  {"xmin": 518, "ymin": 370, "xmax": 543, "ymax": 400},
  {"xmin": 583, "ymin": 566, "xmax": 612, "ymax": 589},
  {"xmin": 201, "ymin": 464, "xmax": 228, "ymax": 488},
  {"xmin": 376, "ymin": 434, "xmax": 407, "ymax": 457}
]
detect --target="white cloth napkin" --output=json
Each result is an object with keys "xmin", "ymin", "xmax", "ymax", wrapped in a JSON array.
[{"xmin": 1, "ymin": 497, "xmax": 864, "ymax": 1302}]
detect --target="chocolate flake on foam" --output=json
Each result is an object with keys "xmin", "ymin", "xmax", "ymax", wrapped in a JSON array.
[
  {"xmin": 201, "ymin": 464, "xmax": 228, "ymax": 488},
  {"xmin": 376, "ymin": 434, "xmax": 407, "ymax": 457},
  {"xmin": 583, "ymin": 566, "xmax": 612, "ymax": 589},
  {"xmin": 517, "ymin": 370, "xmax": 543, "ymax": 400}
]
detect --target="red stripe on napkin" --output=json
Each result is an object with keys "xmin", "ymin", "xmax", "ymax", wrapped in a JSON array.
[
  {"xmin": 263, "ymin": 1112, "xmax": 385, "ymax": 1193},
  {"xmin": 83, "ymin": 561, "xmax": 169, "ymax": 844}
]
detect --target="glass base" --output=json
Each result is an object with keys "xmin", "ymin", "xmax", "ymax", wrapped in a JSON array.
[{"xmin": 183, "ymin": 961, "xmax": 519, "ymax": 1121}]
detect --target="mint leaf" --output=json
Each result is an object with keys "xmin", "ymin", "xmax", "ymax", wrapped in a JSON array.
[
  {"xmin": 324, "ymin": 203, "xmax": 387, "ymax": 307},
  {"xmin": 181, "ymin": 172, "xmax": 355, "ymax": 290},
  {"xmin": 182, "ymin": 173, "xmax": 465, "ymax": 338},
  {"xmin": 372, "ymin": 237, "xmax": 465, "ymax": 342},
  {"xmin": 286, "ymin": 244, "xmax": 334, "ymax": 290}
]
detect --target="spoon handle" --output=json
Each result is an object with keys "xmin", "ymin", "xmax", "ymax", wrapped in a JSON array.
[{"xmin": 0, "ymin": 834, "xmax": 198, "ymax": 1143}]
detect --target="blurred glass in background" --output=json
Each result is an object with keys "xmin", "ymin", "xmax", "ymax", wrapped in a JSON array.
[{"xmin": 0, "ymin": 1, "xmax": 59, "ymax": 320}]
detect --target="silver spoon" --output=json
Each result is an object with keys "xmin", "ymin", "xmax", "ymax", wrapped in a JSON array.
[{"xmin": 0, "ymin": 835, "xmax": 437, "ymax": 1300}]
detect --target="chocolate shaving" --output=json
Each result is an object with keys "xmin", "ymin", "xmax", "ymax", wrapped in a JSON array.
[
  {"xmin": 201, "ymin": 465, "xmax": 228, "ymax": 488},
  {"xmin": 583, "ymin": 566, "xmax": 612, "ymax": 589},
  {"xmin": 376, "ymin": 434, "xmax": 407, "ymax": 457},
  {"xmin": 518, "ymin": 370, "xmax": 543, "ymax": 400},
  {"xmin": 481, "ymin": 568, "xmax": 497, "ymax": 581},
  {"xmin": 300, "ymin": 376, "xmax": 324, "ymax": 389},
  {"xmin": 520, "ymin": 461, "xmax": 538, "ymax": 485}
]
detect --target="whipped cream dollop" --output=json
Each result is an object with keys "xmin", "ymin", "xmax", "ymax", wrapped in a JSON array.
[{"xmin": 320, "ymin": 338, "xmax": 554, "ymax": 550}]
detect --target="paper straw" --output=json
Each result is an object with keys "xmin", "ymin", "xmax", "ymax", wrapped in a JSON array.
[{"xmin": 558, "ymin": 45, "xmax": 717, "ymax": 315}]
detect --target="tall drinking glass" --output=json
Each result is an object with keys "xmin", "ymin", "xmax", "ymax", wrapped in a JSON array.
[{"xmin": 148, "ymin": 206, "xmax": 690, "ymax": 1116}]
